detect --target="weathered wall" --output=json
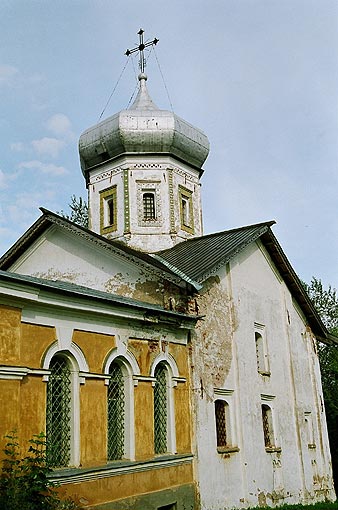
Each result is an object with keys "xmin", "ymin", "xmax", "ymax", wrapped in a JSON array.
[
  {"xmin": 192, "ymin": 242, "xmax": 335, "ymax": 509},
  {"xmin": 0, "ymin": 297, "xmax": 194, "ymax": 509}
]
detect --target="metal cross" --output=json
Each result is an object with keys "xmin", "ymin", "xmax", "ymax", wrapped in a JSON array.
[{"xmin": 125, "ymin": 29, "xmax": 159, "ymax": 73}]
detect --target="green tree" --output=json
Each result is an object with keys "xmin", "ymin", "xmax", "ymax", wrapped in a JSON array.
[
  {"xmin": 303, "ymin": 277, "xmax": 338, "ymax": 485},
  {"xmin": 0, "ymin": 431, "xmax": 78, "ymax": 510},
  {"xmin": 58, "ymin": 195, "xmax": 89, "ymax": 228}
]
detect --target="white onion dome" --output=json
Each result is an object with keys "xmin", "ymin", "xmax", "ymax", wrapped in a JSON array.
[{"xmin": 79, "ymin": 73, "xmax": 210, "ymax": 175}]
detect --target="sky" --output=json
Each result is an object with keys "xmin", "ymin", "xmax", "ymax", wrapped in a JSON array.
[{"xmin": 1, "ymin": 0, "xmax": 338, "ymax": 288}]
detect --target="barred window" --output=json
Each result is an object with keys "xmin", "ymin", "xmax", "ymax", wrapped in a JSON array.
[
  {"xmin": 46, "ymin": 355, "xmax": 72, "ymax": 468},
  {"xmin": 215, "ymin": 400, "xmax": 228, "ymax": 448},
  {"xmin": 107, "ymin": 361, "xmax": 125, "ymax": 461},
  {"xmin": 143, "ymin": 192, "xmax": 156, "ymax": 220},
  {"xmin": 154, "ymin": 363, "xmax": 168, "ymax": 454},
  {"xmin": 262, "ymin": 404, "xmax": 274, "ymax": 448}
]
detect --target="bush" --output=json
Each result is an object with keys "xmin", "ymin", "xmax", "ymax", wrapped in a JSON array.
[{"xmin": 0, "ymin": 431, "xmax": 78, "ymax": 510}]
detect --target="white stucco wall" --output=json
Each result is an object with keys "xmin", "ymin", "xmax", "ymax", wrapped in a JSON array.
[
  {"xmin": 8, "ymin": 226, "xmax": 165, "ymax": 304},
  {"xmin": 87, "ymin": 154, "xmax": 203, "ymax": 252},
  {"xmin": 193, "ymin": 241, "xmax": 335, "ymax": 509}
]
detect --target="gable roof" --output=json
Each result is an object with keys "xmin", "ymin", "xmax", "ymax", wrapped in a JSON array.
[
  {"xmin": 0, "ymin": 269, "xmax": 198, "ymax": 327},
  {"xmin": 0, "ymin": 209, "xmax": 191, "ymax": 288},
  {"xmin": 154, "ymin": 221, "xmax": 330, "ymax": 342},
  {"xmin": 153, "ymin": 221, "xmax": 275, "ymax": 283},
  {"xmin": 0, "ymin": 211, "xmax": 331, "ymax": 342}
]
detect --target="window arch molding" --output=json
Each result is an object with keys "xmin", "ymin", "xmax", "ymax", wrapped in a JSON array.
[
  {"xmin": 150, "ymin": 352, "xmax": 179, "ymax": 381},
  {"xmin": 103, "ymin": 347, "xmax": 139, "ymax": 380},
  {"xmin": 42, "ymin": 340, "xmax": 89, "ymax": 376}
]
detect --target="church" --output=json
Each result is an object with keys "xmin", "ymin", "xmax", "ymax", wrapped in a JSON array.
[{"xmin": 0, "ymin": 32, "xmax": 335, "ymax": 510}]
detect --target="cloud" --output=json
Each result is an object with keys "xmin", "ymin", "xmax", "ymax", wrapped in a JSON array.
[
  {"xmin": 46, "ymin": 114, "xmax": 74, "ymax": 138},
  {"xmin": 0, "ymin": 170, "xmax": 8, "ymax": 190},
  {"xmin": 0, "ymin": 169, "xmax": 19, "ymax": 190},
  {"xmin": 0, "ymin": 65, "xmax": 18, "ymax": 85},
  {"xmin": 19, "ymin": 160, "xmax": 68, "ymax": 176},
  {"xmin": 31, "ymin": 137, "xmax": 65, "ymax": 158},
  {"xmin": 10, "ymin": 142, "xmax": 25, "ymax": 152}
]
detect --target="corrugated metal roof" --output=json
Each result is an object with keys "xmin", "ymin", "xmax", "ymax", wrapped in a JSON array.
[{"xmin": 153, "ymin": 221, "xmax": 275, "ymax": 283}]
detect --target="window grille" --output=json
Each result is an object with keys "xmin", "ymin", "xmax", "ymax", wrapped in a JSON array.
[
  {"xmin": 262, "ymin": 404, "xmax": 273, "ymax": 447},
  {"xmin": 107, "ymin": 362, "xmax": 125, "ymax": 460},
  {"xmin": 154, "ymin": 363, "xmax": 168, "ymax": 454},
  {"xmin": 143, "ymin": 193, "xmax": 156, "ymax": 220},
  {"xmin": 46, "ymin": 355, "xmax": 72, "ymax": 468},
  {"xmin": 215, "ymin": 400, "xmax": 227, "ymax": 447}
]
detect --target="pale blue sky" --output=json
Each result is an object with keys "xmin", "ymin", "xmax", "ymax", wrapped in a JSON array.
[{"xmin": 1, "ymin": 0, "xmax": 338, "ymax": 287}]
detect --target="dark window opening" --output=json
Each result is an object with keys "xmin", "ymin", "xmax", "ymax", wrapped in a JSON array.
[
  {"xmin": 143, "ymin": 193, "xmax": 156, "ymax": 220},
  {"xmin": 215, "ymin": 400, "xmax": 227, "ymax": 448}
]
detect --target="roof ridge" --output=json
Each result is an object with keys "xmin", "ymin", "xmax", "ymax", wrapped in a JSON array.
[{"xmin": 156, "ymin": 220, "xmax": 276, "ymax": 255}]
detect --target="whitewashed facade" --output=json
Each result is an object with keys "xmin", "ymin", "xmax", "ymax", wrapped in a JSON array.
[{"xmin": 0, "ymin": 66, "xmax": 335, "ymax": 509}]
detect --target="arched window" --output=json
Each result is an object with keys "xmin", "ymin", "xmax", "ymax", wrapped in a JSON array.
[
  {"xmin": 107, "ymin": 198, "xmax": 115, "ymax": 226},
  {"xmin": 255, "ymin": 332, "xmax": 264, "ymax": 372},
  {"xmin": 46, "ymin": 354, "xmax": 72, "ymax": 467},
  {"xmin": 262, "ymin": 404, "xmax": 274, "ymax": 448},
  {"xmin": 154, "ymin": 362, "xmax": 169, "ymax": 454},
  {"xmin": 255, "ymin": 327, "xmax": 270, "ymax": 375},
  {"xmin": 143, "ymin": 192, "xmax": 156, "ymax": 220},
  {"xmin": 215, "ymin": 399, "xmax": 228, "ymax": 448},
  {"xmin": 107, "ymin": 360, "xmax": 125, "ymax": 460}
]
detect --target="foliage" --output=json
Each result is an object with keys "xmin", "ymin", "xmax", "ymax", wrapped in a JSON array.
[
  {"xmin": 0, "ymin": 431, "xmax": 78, "ymax": 510},
  {"xmin": 303, "ymin": 277, "xmax": 338, "ymax": 486},
  {"xmin": 58, "ymin": 195, "xmax": 89, "ymax": 228}
]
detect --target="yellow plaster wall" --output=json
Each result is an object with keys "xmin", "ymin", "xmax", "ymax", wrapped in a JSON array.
[
  {"xmin": 61, "ymin": 462, "xmax": 193, "ymax": 508},
  {"xmin": 0, "ymin": 305, "xmax": 21, "ymax": 364},
  {"xmin": 169, "ymin": 343, "xmax": 189, "ymax": 376},
  {"xmin": 19, "ymin": 376, "xmax": 46, "ymax": 447},
  {"xmin": 128, "ymin": 338, "xmax": 160, "ymax": 375},
  {"xmin": 134, "ymin": 381, "xmax": 154, "ymax": 459},
  {"xmin": 21, "ymin": 323, "xmax": 56, "ymax": 368},
  {"xmin": 80, "ymin": 379, "xmax": 107, "ymax": 467},
  {"xmin": 0, "ymin": 379, "xmax": 20, "ymax": 458},
  {"xmin": 72, "ymin": 331, "xmax": 116, "ymax": 373},
  {"xmin": 174, "ymin": 384, "xmax": 192, "ymax": 453}
]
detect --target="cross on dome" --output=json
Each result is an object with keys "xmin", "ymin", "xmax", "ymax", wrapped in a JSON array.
[{"xmin": 125, "ymin": 29, "xmax": 159, "ymax": 73}]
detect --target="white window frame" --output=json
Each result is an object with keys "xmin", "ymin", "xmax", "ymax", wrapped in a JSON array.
[
  {"xmin": 151, "ymin": 354, "xmax": 178, "ymax": 455},
  {"xmin": 104, "ymin": 349, "xmax": 138, "ymax": 461},
  {"xmin": 45, "ymin": 350, "xmax": 80, "ymax": 467}
]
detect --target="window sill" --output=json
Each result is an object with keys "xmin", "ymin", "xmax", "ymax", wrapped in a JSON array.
[
  {"xmin": 265, "ymin": 446, "xmax": 281, "ymax": 453},
  {"xmin": 48, "ymin": 453, "xmax": 193, "ymax": 485},
  {"xmin": 217, "ymin": 446, "xmax": 240, "ymax": 454}
]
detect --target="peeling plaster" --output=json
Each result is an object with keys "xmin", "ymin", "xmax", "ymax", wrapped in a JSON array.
[{"xmin": 193, "ymin": 276, "xmax": 237, "ymax": 397}]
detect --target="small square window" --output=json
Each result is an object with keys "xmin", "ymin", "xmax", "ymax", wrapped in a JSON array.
[{"xmin": 100, "ymin": 186, "xmax": 117, "ymax": 234}]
